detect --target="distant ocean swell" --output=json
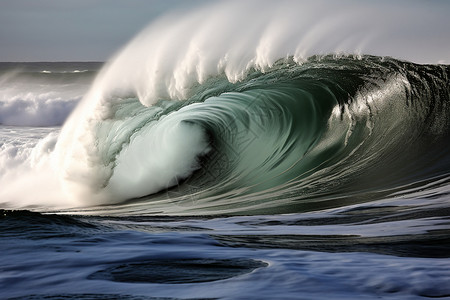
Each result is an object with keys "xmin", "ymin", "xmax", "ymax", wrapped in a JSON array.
[
  {"xmin": 55, "ymin": 55, "xmax": 450, "ymax": 214},
  {"xmin": 0, "ymin": 62, "xmax": 100, "ymax": 126}
]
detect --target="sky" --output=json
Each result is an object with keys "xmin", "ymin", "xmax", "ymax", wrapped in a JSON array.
[
  {"xmin": 0, "ymin": 0, "xmax": 449, "ymax": 63},
  {"xmin": 0, "ymin": 0, "xmax": 211, "ymax": 61}
]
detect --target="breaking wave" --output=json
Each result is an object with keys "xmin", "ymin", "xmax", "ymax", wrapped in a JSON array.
[
  {"xmin": 54, "ymin": 54, "xmax": 450, "ymax": 214},
  {"xmin": 3, "ymin": 1, "xmax": 450, "ymax": 215}
]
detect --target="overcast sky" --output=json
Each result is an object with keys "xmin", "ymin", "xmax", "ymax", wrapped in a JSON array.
[
  {"xmin": 1, "ymin": 0, "xmax": 449, "ymax": 62},
  {"xmin": 0, "ymin": 0, "xmax": 211, "ymax": 61}
]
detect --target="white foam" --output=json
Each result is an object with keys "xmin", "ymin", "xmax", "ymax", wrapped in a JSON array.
[
  {"xmin": 0, "ymin": 128, "xmax": 78, "ymax": 209},
  {"xmin": 106, "ymin": 118, "xmax": 210, "ymax": 203}
]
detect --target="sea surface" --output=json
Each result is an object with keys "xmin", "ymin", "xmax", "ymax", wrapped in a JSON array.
[{"xmin": 1, "ymin": 1, "xmax": 450, "ymax": 299}]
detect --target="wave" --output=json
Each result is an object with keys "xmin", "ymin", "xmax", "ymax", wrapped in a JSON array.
[
  {"xmin": 41, "ymin": 70, "xmax": 90, "ymax": 74},
  {"xmin": 0, "ymin": 63, "xmax": 100, "ymax": 126},
  {"xmin": 53, "ymin": 54, "xmax": 450, "ymax": 214},
  {"xmin": 3, "ymin": 0, "xmax": 450, "ymax": 214}
]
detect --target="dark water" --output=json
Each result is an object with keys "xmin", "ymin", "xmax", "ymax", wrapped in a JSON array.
[{"xmin": 1, "ymin": 206, "xmax": 450, "ymax": 299}]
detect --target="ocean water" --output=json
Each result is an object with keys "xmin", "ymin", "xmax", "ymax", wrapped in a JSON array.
[{"xmin": 1, "ymin": 1, "xmax": 450, "ymax": 299}]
